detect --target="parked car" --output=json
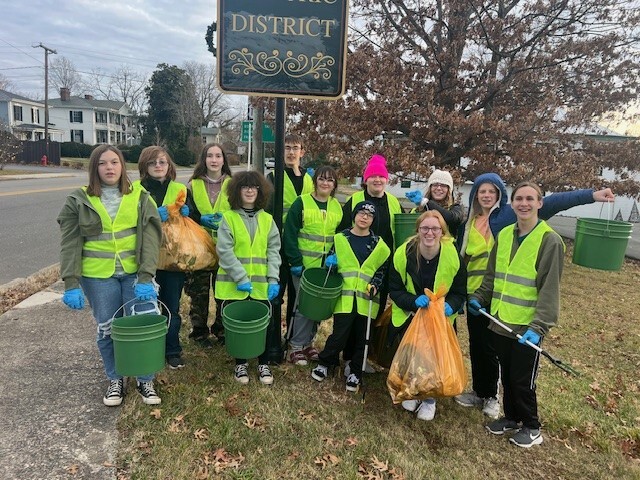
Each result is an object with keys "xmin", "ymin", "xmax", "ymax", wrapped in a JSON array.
[{"xmin": 265, "ymin": 158, "xmax": 275, "ymax": 168}]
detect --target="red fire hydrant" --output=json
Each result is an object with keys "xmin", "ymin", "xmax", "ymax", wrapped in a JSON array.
[{"xmin": 41, "ymin": 155, "xmax": 48, "ymax": 166}]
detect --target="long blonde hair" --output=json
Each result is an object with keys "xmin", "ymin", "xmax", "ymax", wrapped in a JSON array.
[{"xmin": 410, "ymin": 210, "xmax": 451, "ymax": 271}]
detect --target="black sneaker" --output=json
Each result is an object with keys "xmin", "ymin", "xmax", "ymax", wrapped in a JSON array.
[
  {"xmin": 510, "ymin": 427, "xmax": 543, "ymax": 448},
  {"xmin": 103, "ymin": 379, "xmax": 124, "ymax": 407},
  {"xmin": 486, "ymin": 417, "xmax": 519, "ymax": 435},
  {"xmin": 136, "ymin": 381, "xmax": 161, "ymax": 405},
  {"xmin": 346, "ymin": 373, "xmax": 360, "ymax": 392},
  {"xmin": 257, "ymin": 364, "xmax": 274, "ymax": 385},
  {"xmin": 234, "ymin": 363, "xmax": 250, "ymax": 384},
  {"xmin": 167, "ymin": 355, "xmax": 185, "ymax": 369},
  {"xmin": 311, "ymin": 365, "xmax": 329, "ymax": 382}
]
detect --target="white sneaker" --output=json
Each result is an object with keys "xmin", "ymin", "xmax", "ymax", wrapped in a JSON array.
[
  {"xmin": 234, "ymin": 363, "xmax": 250, "ymax": 385},
  {"xmin": 416, "ymin": 400, "xmax": 436, "ymax": 421},
  {"xmin": 482, "ymin": 397, "xmax": 500, "ymax": 419},
  {"xmin": 257, "ymin": 364, "xmax": 273, "ymax": 385},
  {"xmin": 344, "ymin": 359, "xmax": 375, "ymax": 376},
  {"xmin": 401, "ymin": 399, "xmax": 421, "ymax": 412},
  {"xmin": 455, "ymin": 391, "xmax": 483, "ymax": 407}
]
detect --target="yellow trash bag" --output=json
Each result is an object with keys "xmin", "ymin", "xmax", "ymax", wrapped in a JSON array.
[
  {"xmin": 158, "ymin": 190, "xmax": 218, "ymax": 272},
  {"xmin": 387, "ymin": 288, "xmax": 466, "ymax": 403}
]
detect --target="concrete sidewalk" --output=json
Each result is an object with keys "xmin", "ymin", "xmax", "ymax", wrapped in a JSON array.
[{"xmin": 0, "ymin": 281, "xmax": 117, "ymax": 479}]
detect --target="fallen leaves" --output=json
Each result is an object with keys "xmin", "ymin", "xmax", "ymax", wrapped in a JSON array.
[
  {"xmin": 65, "ymin": 464, "xmax": 80, "ymax": 475},
  {"xmin": 357, "ymin": 455, "xmax": 404, "ymax": 480},
  {"xmin": 243, "ymin": 412, "xmax": 266, "ymax": 431},
  {"xmin": 193, "ymin": 428, "xmax": 209, "ymax": 441},
  {"xmin": 198, "ymin": 447, "xmax": 245, "ymax": 475},
  {"xmin": 149, "ymin": 408, "xmax": 162, "ymax": 419},
  {"xmin": 314, "ymin": 453, "xmax": 341, "ymax": 469}
]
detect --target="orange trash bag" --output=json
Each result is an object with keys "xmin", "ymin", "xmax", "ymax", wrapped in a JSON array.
[
  {"xmin": 157, "ymin": 190, "xmax": 218, "ymax": 272},
  {"xmin": 387, "ymin": 288, "xmax": 466, "ymax": 403}
]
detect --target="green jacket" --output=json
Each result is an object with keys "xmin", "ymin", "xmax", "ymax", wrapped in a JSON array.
[{"xmin": 57, "ymin": 187, "xmax": 162, "ymax": 290}]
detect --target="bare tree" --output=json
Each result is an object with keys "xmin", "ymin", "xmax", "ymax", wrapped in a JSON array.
[
  {"xmin": 182, "ymin": 61, "xmax": 237, "ymax": 129},
  {"xmin": 49, "ymin": 57, "xmax": 83, "ymax": 95},
  {"xmin": 83, "ymin": 65, "xmax": 148, "ymax": 114},
  {"xmin": 0, "ymin": 121, "xmax": 21, "ymax": 170},
  {"xmin": 0, "ymin": 73, "xmax": 13, "ymax": 91}
]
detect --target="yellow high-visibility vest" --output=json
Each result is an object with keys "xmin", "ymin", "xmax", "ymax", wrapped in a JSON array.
[
  {"xmin": 465, "ymin": 217, "xmax": 494, "ymax": 294},
  {"xmin": 297, "ymin": 194, "xmax": 343, "ymax": 269}
]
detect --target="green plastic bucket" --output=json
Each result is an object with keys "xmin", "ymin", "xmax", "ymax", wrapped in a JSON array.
[
  {"xmin": 298, "ymin": 267, "xmax": 343, "ymax": 322},
  {"xmin": 394, "ymin": 213, "xmax": 421, "ymax": 248},
  {"xmin": 112, "ymin": 314, "xmax": 168, "ymax": 377},
  {"xmin": 572, "ymin": 218, "xmax": 633, "ymax": 271},
  {"xmin": 222, "ymin": 301, "xmax": 270, "ymax": 358}
]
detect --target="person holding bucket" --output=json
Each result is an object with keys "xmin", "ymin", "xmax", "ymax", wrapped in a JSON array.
[
  {"xmin": 467, "ymin": 182, "xmax": 565, "ymax": 448},
  {"xmin": 184, "ymin": 143, "xmax": 233, "ymax": 348},
  {"xmin": 284, "ymin": 166, "xmax": 343, "ymax": 365},
  {"xmin": 455, "ymin": 173, "xmax": 615, "ymax": 419},
  {"xmin": 135, "ymin": 146, "xmax": 190, "ymax": 370},
  {"xmin": 388, "ymin": 210, "xmax": 467, "ymax": 421},
  {"xmin": 215, "ymin": 171, "xmax": 281, "ymax": 385},
  {"xmin": 58, "ymin": 145, "xmax": 163, "ymax": 407},
  {"xmin": 311, "ymin": 201, "xmax": 391, "ymax": 391},
  {"xmin": 405, "ymin": 169, "xmax": 465, "ymax": 239}
]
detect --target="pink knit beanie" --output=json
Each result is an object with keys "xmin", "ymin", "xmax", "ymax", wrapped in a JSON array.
[{"xmin": 363, "ymin": 154, "xmax": 389, "ymax": 182}]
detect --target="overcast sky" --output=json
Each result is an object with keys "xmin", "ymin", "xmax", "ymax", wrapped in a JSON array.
[{"xmin": 0, "ymin": 0, "xmax": 228, "ymax": 103}]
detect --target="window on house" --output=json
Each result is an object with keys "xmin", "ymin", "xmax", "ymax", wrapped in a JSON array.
[
  {"xmin": 31, "ymin": 108, "xmax": 40, "ymax": 124},
  {"xmin": 13, "ymin": 105, "xmax": 23, "ymax": 121},
  {"xmin": 96, "ymin": 130, "xmax": 108, "ymax": 143},
  {"xmin": 95, "ymin": 111, "xmax": 107, "ymax": 123},
  {"xmin": 71, "ymin": 129, "xmax": 84, "ymax": 143},
  {"xmin": 69, "ymin": 111, "xmax": 83, "ymax": 123}
]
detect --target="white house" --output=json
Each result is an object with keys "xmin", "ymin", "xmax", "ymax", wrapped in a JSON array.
[
  {"xmin": 201, "ymin": 126, "xmax": 220, "ymax": 144},
  {"xmin": 0, "ymin": 89, "xmax": 63, "ymax": 141},
  {"xmin": 48, "ymin": 88, "xmax": 136, "ymax": 145}
]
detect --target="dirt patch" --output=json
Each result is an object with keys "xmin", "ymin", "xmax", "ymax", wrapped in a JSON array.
[{"xmin": 0, "ymin": 265, "xmax": 60, "ymax": 314}]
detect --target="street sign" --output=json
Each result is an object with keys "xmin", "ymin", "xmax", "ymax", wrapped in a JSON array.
[
  {"xmin": 241, "ymin": 120, "xmax": 252, "ymax": 142},
  {"xmin": 241, "ymin": 121, "xmax": 275, "ymax": 143},
  {"xmin": 217, "ymin": 0, "xmax": 349, "ymax": 99}
]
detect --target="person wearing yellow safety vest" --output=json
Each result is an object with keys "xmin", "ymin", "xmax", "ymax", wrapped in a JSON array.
[
  {"xmin": 388, "ymin": 211, "xmax": 467, "ymax": 421},
  {"xmin": 283, "ymin": 166, "xmax": 342, "ymax": 366},
  {"xmin": 468, "ymin": 182, "xmax": 565, "ymax": 448},
  {"xmin": 135, "ymin": 146, "xmax": 190, "ymax": 370},
  {"xmin": 310, "ymin": 201, "xmax": 390, "ymax": 392},
  {"xmin": 215, "ymin": 171, "xmax": 281, "ymax": 386},
  {"xmin": 266, "ymin": 133, "xmax": 315, "ymax": 334},
  {"xmin": 455, "ymin": 173, "xmax": 616, "ymax": 419},
  {"xmin": 184, "ymin": 143, "xmax": 233, "ymax": 348},
  {"xmin": 58, "ymin": 145, "xmax": 162, "ymax": 408}
]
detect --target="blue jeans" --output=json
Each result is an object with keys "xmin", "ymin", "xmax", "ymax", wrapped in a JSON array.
[
  {"xmin": 81, "ymin": 274, "xmax": 154, "ymax": 382},
  {"xmin": 156, "ymin": 269, "xmax": 185, "ymax": 357}
]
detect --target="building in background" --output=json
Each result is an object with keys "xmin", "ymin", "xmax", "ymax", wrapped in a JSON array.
[{"xmin": 0, "ymin": 89, "xmax": 63, "ymax": 141}]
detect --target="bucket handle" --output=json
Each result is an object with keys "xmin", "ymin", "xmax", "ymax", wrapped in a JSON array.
[
  {"xmin": 110, "ymin": 298, "xmax": 171, "ymax": 327},
  {"xmin": 598, "ymin": 199, "xmax": 616, "ymax": 233}
]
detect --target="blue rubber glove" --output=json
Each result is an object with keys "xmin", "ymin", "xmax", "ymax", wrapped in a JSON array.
[
  {"xmin": 415, "ymin": 295, "xmax": 429, "ymax": 308},
  {"xmin": 237, "ymin": 282, "xmax": 253, "ymax": 293},
  {"xmin": 325, "ymin": 254, "xmax": 337, "ymax": 268},
  {"xmin": 468, "ymin": 299, "xmax": 485, "ymax": 316},
  {"xmin": 291, "ymin": 265, "xmax": 303, "ymax": 277},
  {"xmin": 444, "ymin": 302, "xmax": 453, "ymax": 317},
  {"xmin": 306, "ymin": 167, "xmax": 315, "ymax": 177},
  {"xmin": 519, "ymin": 328, "xmax": 541, "ymax": 346},
  {"xmin": 134, "ymin": 282, "xmax": 157, "ymax": 301},
  {"xmin": 268, "ymin": 283, "xmax": 280, "ymax": 301},
  {"xmin": 157, "ymin": 206, "xmax": 169, "ymax": 222},
  {"xmin": 405, "ymin": 190, "xmax": 423, "ymax": 206},
  {"xmin": 180, "ymin": 204, "xmax": 189, "ymax": 217},
  {"xmin": 200, "ymin": 214, "xmax": 216, "ymax": 229},
  {"xmin": 62, "ymin": 288, "xmax": 84, "ymax": 310}
]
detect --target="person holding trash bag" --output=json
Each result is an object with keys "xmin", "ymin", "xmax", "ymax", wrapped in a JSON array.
[
  {"xmin": 468, "ymin": 181, "xmax": 565, "ymax": 448},
  {"xmin": 58, "ymin": 145, "xmax": 163, "ymax": 407},
  {"xmin": 215, "ymin": 170, "xmax": 281, "ymax": 385},
  {"xmin": 388, "ymin": 210, "xmax": 467, "ymax": 421},
  {"xmin": 184, "ymin": 143, "xmax": 233, "ymax": 347},
  {"xmin": 311, "ymin": 201, "xmax": 390, "ymax": 391},
  {"xmin": 455, "ymin": 173, "xmax": 615, "ymax": 418},
  {"xmin": 405, "ymin": 169, "xmax": 465, "ymax": 239},
  {"xmin": 135, "ymin": 146, "xmax": 190, "ymax": 370},
  {"xmin": 283, "ymin": 166, "xmax": 343, "ymax": 365}
]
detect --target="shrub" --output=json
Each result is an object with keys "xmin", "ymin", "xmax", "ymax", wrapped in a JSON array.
[
  {"xmin": 170, "ymin": 147, "xmax": 195, "ymax": 167},
  {"xmin": 60, "ymin": 142, "xmax": 94, "ymax": 159},
  {"xmin": 119, "ymin": 144, "xmax": 144, "ymax": 163}
]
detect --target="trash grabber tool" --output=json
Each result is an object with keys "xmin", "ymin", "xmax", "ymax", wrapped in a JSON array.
[
  {"xmin": 361, "ymin": 293, "xmax": 375, "ymax": 403},
  {"xmin": 479, "ymin": 309, "xmax": 580, "ymax": 376},
  {"xmin": 321, "ymin": 264, "xmax": 332, "ymax": 288}
]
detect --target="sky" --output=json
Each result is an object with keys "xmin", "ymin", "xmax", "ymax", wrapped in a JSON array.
[{"xmin": 0, "ymin": 0, "xmax": 241, "ymax": 107}]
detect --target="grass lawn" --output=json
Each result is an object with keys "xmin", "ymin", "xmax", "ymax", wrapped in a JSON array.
[
  {"xmin": 115, "ymin": 245, "xmax": 640, "ymax": 479},
  {"xmin": 0, "ymin": 168, "xmax": 48, "ymax": 175}
]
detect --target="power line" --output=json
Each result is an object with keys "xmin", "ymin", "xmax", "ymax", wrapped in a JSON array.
[{"xmin": 0, "ymin": 39, "xmax": 43, "ymax": 64}]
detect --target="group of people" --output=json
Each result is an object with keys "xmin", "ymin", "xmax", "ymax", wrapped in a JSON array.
[{"xmin": 58, "ymin": 135, "xmax": 614, "ymax": 449}]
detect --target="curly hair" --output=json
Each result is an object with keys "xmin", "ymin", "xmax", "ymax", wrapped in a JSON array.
[{"xmin": 227, "ymin": 170, "xmax": 273, "ymax": 210}]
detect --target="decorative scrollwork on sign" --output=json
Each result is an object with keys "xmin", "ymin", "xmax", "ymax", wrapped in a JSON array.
[{"xmin": 229, "ymin": 48, "xmax": 335, "ymax": 80}]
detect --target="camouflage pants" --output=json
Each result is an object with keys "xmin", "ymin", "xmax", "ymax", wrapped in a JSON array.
[{"xmin": 184, "ymin": 269, "xmax": 223, "ymax": 338}]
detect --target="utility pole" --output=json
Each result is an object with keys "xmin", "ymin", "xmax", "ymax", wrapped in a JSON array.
[{"xmin": 33, "ymin": 43, "xmax": 57, "ymax": 160}]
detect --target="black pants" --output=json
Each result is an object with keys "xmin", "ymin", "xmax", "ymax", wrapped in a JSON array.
[
  {"xmin": 490, "ymin": 330, "xmax": 542, "ymax": 429},
  {"xmin": 466, "ymin": 311, "xmax": 500, "ymax": 398},
  {"xmin": 318, "ymin": 304, "xmax": 368, "ymax": 378}
]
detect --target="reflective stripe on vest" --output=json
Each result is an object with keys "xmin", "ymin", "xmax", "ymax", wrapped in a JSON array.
[
  {"xmin": 465, "ymin": 217, "xmax": 494, "ymax": 294},
  {"xmin": 283, "ymin": 173, "xmax": 314, "ymax": 222},
  {"xmin": 391, "ymin": 239, "xmax": 460, "ymax": 327},
  {"xmin": 132, "ymin": 180, "xmax": 186, "ymax": 206},
  {"xmin": 215, "ymin": 211, "xmax": 273, "ymax": 300},
  {"xmin": 350, "ymin": 190, "xmax": 403, "ymax": 241},
  {"xmin": 192, "ymin": 177, "xmax": 231, "ymax": 240},
  {"xmin": 81, "ymin": 185, "xmax": 141, "ymax": 278},
  {"xmin": 298, "ymin": 194, "xmax": 342, "ymax": 269},
  {"xmin": 333, "ymin": 233, "xmax": 391, "ymax": 317},
  {"xmin": 490, "ymin": 221, "xmax": 561, "ymax": 325}
]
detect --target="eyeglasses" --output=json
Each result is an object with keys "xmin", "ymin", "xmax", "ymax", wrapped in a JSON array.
[
  {"xmin": 317, "ymin": 177, "xmax": 335, "ymax": 184},
  {"xmin": 284, "ymin": 146, "xmax": 301, "ymax": 151},
  {"xmin": 356, "ymin": 211, "xmax": 373, "ymax": 219},
  {"xmin": 419, "ymin": 226, "xmax": 442, "ymax": 234},
  {"xmin": 430, "ymin": 183, "xmax": 448, "ymax": 190},
  {"xmin": 241, "ymin": 185, "xmax": 260, "ymax": 191},
  {"xmin": 150, "ymin": 160, "xmax": 168, "ymax": 166}
]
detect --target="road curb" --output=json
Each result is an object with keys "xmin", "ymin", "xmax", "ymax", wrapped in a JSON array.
[{"xmin": 0, "ymin": 263, "xmax": 60, "ymax": 297}]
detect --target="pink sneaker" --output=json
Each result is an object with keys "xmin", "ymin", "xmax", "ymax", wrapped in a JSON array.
[
  {"xmin": 302, "ymin": 346, "xmax": 319, "ymax": 361},
  {"xmin": 288, "ymin": 350, "xmax": 307, "ymax": 366}
]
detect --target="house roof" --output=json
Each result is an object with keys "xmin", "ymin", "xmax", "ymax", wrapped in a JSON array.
[
  {"xmin": 0, "ymin": 89, "xmax": 43, "ymax": 105},
  {"xmin": 48, "ymin": 96, "xmax": 128, "ymax": 111}
]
